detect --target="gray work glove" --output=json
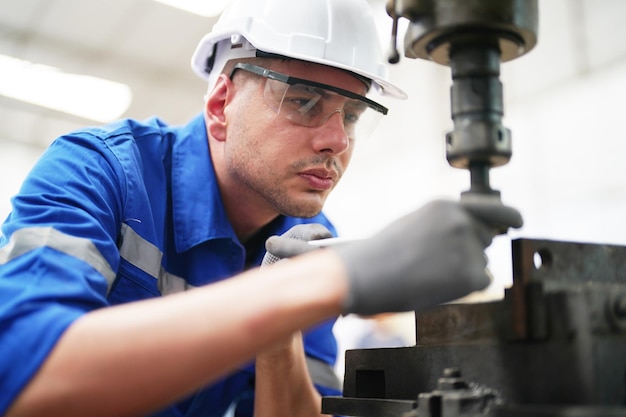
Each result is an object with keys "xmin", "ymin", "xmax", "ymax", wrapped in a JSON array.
[
  {"xmin": 261, "ymin": 223, "xmax": 334, "ymax": 266},
  {"xmin": 264, "ymin": 198, "xmax": 522, "ymax": 316},
  {"xmin": 336, "ymin": 198, "xmax": 523, "ymax": 315}
]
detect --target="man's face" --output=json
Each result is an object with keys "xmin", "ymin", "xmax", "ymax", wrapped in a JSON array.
[{"xmin": 218, "ymin": 59, "xmax": 369, "ymax": 218}]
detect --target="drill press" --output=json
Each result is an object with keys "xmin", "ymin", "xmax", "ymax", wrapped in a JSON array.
[
  {"xmin": 322, "ymin": 1, "xmax": 626, "ymax": 416},
  {"xmin": 391, "ymin": 0, "xmax": 537, "ymax": 231}
]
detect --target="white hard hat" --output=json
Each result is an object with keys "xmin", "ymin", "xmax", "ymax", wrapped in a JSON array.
[{"xmin": 190, "ymin": 0, "xmax": 407, "ymax": 99}]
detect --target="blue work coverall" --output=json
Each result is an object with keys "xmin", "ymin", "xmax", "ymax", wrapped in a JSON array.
[{"xmin": 0, "ymin": 114, "xmax": 340, "ymax": 416}]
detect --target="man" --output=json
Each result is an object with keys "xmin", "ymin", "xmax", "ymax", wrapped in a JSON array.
[{"xmin": 0, "ymin": 0, "xmax": 522, "ymax": 416}]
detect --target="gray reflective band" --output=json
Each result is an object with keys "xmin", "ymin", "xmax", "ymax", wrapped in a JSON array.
[
  {"xmin": 119, "ymin": 223, "xmax": 162, "ymax": 279},
  {"xmin": 119, "ymin": 223, "xmax": 192, "ymax": 296},
  {"xmin": 158, "ymin": 269, "xmax": 195, "ymax": 294},
  {"xmin": 306, "ymin": 356, "xmax": 342, "ymax": 391},
  {"xmin": 0, "ymin": 226, "xmax": 116, "ymax": 288}
]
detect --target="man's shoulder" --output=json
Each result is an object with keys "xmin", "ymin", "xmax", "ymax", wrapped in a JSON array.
[{"xmin": 70, "ymin": 116, "xmax": 173, "ymax": 142}]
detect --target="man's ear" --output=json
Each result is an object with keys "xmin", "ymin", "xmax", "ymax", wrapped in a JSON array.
[{"xmin": 205, "ymin": 74, "xmax": 232, "ymax": 142}]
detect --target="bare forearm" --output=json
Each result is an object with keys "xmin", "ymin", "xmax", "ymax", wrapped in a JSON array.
[
  {"xmin": 255, "ymin": 333, "xmax": 332, "ymax": 417},
  {"xmin": 6, "ymin": 250, "xmax": 347, "ymax": 417}
]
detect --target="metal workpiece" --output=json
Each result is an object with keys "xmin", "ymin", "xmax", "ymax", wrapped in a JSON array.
[
  {"xmin": 392, "ymin": 369, "xmax": 504, "ymax": 417},
  {"xmin": 416, "ymin": 368, "xmax": 503, "ymax": 417},
  {"xmin": 322, "ymin": 239, "xmax": 626, "ymax": 416},
  {"xmin": 508, "ymin": 238, "xmax": 626, "ymax": 340}
]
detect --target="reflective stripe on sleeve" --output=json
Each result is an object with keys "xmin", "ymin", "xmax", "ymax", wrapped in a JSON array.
[
  {"xmin": 306, "ymin": 356, "xmax": 341, "ymax": 391},
  {"xmin": 0, "ymin": 226, "xmax": 116, "ymax": 288},
  {"xmin": 119, "ymin": 223, "xmax": 162, "ymax": 279},
  {"xmin": 119, "ymin": 223, "xmax": 192, "ymax": 296}
]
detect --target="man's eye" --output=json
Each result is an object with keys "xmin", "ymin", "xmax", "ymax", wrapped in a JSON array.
[
  {"xmin": 343, "ymin": 112, "xmax": 360, "ymax": 124},
  {"xmin": 343, "ymin": 103, "xmax": 367, "ymax": 124},
  {"xmin": 287, "ymin": 97, "xmax": 314, "ymax": 108},
  {"xmin": 284, "ymin": 95, "xmax": 323, "ymax": 115}
]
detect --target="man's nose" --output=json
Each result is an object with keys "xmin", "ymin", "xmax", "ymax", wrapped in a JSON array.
[{"xmin": 312, "ymin": 110, "xmax": 350, "ymax": 155}]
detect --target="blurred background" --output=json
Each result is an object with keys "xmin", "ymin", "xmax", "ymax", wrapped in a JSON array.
[{"xmin": 1, "ymin": 0, "xmax": 625, "ymax": 373}]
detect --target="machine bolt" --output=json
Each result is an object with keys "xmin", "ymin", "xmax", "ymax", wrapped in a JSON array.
[
  {"xmin": 438, "ymin": 367, "xmax": 468, "ymax": 391},
  {"xmin": 443, "ymin": 368, "xmax": 461, "ymax": 378}
]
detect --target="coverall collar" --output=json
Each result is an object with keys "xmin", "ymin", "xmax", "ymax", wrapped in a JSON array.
[{"xmin": 171, "ymin": 114, "xmax": 238, "ymax": 253}]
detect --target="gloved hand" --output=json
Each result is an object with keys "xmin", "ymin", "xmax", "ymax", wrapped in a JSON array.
[
  {"xmin": 264, "ymin": 195, "xmax": 523, "ymax": 315},
  {"xmin": 263, "ymin": 198, "xmax": 522, "ymax": 316},
  {"xmin": 261, "ymin": 223, "xmax": 333, "ymax": 267},
  {"xmin": 334, "ymin": 197, "xmax": 523, "ymax": 315}
]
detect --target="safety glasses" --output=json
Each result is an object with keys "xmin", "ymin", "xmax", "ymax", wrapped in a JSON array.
[{"xmin": 230, "ymin": 63, "xmax": 387, "ymax": 140}]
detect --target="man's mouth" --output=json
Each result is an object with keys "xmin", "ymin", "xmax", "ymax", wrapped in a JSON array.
[{"xmin": 298, "ymin": 168, "xmax": 337, "ymax": 191}]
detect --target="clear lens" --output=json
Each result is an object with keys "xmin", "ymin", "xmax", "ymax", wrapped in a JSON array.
[{"xmin": 264, "ymin": 79, "xmax": 383, "ymax": 140}]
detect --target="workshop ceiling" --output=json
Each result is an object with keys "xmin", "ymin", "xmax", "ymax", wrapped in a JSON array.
[
  {"xmin": 2, "ymin": 0, "xmax": 625, "ymax": 152},
  {"xmin": 0, "ymin": 0, "xmax": 219, "ymax": 148}
]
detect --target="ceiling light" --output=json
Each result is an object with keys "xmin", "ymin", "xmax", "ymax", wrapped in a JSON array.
[
  {"xmin": 0, "ymin": 54, "xmax": 132, "ymax": 123},
  {"xmin": 154, "ymin": 0, "xmax": 229, "ymax": 17}
]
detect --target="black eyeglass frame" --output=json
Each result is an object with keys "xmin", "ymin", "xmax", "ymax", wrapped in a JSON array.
[{"xmin": 229, "ymin": 62, "xmax": 388, "ymax": 116}]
